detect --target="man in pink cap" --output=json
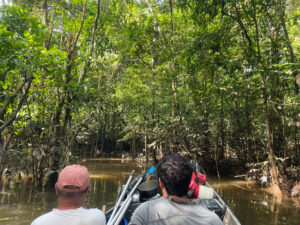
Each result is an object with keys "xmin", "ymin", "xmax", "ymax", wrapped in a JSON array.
[{"xmin": 31, "ymin": 165, "xmax": 106, "ymax": 225}]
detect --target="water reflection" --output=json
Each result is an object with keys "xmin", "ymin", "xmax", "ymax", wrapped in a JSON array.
[
  {"xmin": 0, "ymin": 189, "xmax": 57, "ymax": 225},
  {"xmin": 211, "ymin": 180, "xmax": 300, "ymax": 225},
  {"xmin": 83, "ymin": 158, "xmax": 147, "ymax": 209},
  {"xmin": 0, "ymin": 159, "xmax": 299, "ymax": 225}
]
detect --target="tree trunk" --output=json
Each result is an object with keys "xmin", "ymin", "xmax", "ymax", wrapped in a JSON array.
[
  {"xmin": 278, "ymin": 0, "xmax": 298, "ymax": 95},
  {"xmin": 0, "ymin": 135, "xmax": 4, "ymax": 182},
  {"xmin": 152, "ymin": 147, "xmax": 157, "ymax": 165},
  {"xmin": 100, "ymin": 126, "xmax": 105, "ymax": 153},
  {"xmin": 219, "ymin": 94, "xmax": 225, "ymax": 159},
  {"xmin": 245, "ymin": 82, "xmax": 253, "ymax": 161},
  {"xmin": 252, "ymin": 0, "xmax": 282, "ymax": 197},
  {"xmin": 144, "ymin": 133, "xmax": 148, "ymax": 163},
  {"xmin": 262, "ymin": 75, "xmax": 282, "ymax": 198},
  {"xmin": 168, "ymin": 0, "xmax": 179, "ymax": 142},
  {"xmin": 131, "ymin": 133, "xmax": 136, "ymax": 158},
  {"xmin": 78, "ymin": 0, "xmax": 101, "ymax": 84}
]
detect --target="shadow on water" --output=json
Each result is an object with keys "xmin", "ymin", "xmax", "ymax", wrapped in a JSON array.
[{"xmin": 0, "ymin": 158, "xmax": 299, "ymax": 225}]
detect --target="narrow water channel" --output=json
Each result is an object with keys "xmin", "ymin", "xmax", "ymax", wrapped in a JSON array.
[{"xmin": 0, "ymin": 158, "xmax": 299, "ymax": 225}]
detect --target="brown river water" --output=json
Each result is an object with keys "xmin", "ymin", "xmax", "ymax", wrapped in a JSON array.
[{"xmin": 0, "ymin": 158, "xmax": 299, "ymax": 225}]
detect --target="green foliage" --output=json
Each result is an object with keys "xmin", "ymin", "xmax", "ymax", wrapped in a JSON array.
[{"xmin": 0, "ymin": 0, "xmax": 299, "ymax": 188}]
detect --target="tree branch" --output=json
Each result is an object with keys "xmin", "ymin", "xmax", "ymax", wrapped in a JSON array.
[
  {"xmin": 0, "ymin": 80, "xmax": 27, "ymax": 118},
  {"xmin": 78, "ymin": 0, "xmax": 101, "ymax": 84},
  {"xmin": 70, "ymin": 0, "xmax": 88, "ymax": 54},
  {"xmin": 0, "ymin": 76, "xmax": 34, "ymax": 132}
]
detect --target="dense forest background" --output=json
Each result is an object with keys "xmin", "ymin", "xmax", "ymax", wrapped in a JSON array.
[{"xmin": 0, "ymin": 0, "xmax": 299, "ymax": 191}]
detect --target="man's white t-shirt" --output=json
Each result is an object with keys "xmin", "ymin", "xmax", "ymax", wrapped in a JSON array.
[{"xmin": 31, "ymin": 207, "xmax": 106, "ymax": 225}]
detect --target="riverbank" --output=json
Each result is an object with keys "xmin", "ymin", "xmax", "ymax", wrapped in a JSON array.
[
  {"xmin": 1, "ymin": 150, "xmax": 299, "ymax": 201},
  {"xmin": 243, "ymin": 160, "xmax": 300, "ymax": 198},
  {"xmin": 97, "ymin": 151, "xmax": 300, "ymax": 199}
]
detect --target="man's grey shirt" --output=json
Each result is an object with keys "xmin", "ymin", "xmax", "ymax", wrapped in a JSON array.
[{"xmin": 129, "ymin": 197, "xmax": 224, "ymax": 225}]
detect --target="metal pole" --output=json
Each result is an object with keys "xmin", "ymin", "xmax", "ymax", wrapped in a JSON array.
[
  {"xmin": 108, "ymin": 177, "xmax": 143, "ymax": 225},
  {"xmin": 108, "ymin": 170, "xmax": 135, "ymax": 224},
  {"xmin": 113, "ymin": 198, "xmax": 132, "ymax": 225}
]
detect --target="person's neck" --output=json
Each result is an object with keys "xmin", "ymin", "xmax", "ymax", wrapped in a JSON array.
[
  {"xmin": 161, "ymin": 188, "xmax": 188, "ymax": 202},
  {"xmin": 57, "ymin": 198, "xmax": 84, "ymax": 210},
  {"xmin": 169, "ymin": 195, "xmax": 188, "ymax": 202}
]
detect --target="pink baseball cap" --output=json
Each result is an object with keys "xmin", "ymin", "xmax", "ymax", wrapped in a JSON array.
[{"xmin": 55, "ymin": 165, "xmax": 90, "ymax": 192}]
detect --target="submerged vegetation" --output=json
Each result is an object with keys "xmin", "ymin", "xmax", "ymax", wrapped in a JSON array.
[{"xmin": 0, "ymin": 0, "xmax": 299, "ymax": 196}]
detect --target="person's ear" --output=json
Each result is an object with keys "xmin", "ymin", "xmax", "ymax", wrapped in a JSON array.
[
  {"xmin": 158, "ymin": 178, "xmax": 168, "ymax": 197},
  {"xmin": 55, "ymin": 183, "xmax": 58, "ymax": 194},
  {"xmin": 158, "ymin": 178, "xmax": 164, "ymax": 189}
]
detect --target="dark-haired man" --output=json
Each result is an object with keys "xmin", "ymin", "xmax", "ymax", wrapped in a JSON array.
[
  {"xmin": 31, "ymin": 165, "xmax": 106, "ymax": 225},
  {"xmin": 129, "ymin": 154, "xmax": 223, "ymax": 225}
]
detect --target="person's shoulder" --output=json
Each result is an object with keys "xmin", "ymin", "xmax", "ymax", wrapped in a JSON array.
[
  {"xmin": 81, "ymin": 208, "xmax": 105, "ymax": 220},
  {"xmin": 31, "ymin": 215, "xmax": 44, "ymax": 225},
  {"xmin": 31, "ymin": 211, "xmax": 57, "ymax": 225},
  {"xmin": 85, "ymin": 207, "xmax": 104, "ymax": 214},
  {"xmin": 192, "ymin": 205, "xmax": 224, "ymax": 224},
  {"xmin": 129, "ymin": 199, "xmax": 158, "ymax": 225}
]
